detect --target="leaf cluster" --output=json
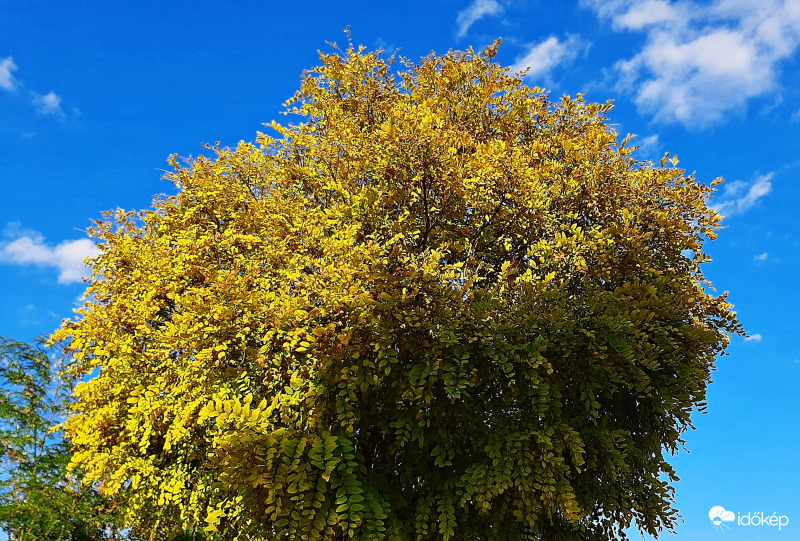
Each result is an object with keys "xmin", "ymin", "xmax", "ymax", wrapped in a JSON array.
[{"xmin": 0, "ymin": 337, "xmax": 126, "ymax": 540}]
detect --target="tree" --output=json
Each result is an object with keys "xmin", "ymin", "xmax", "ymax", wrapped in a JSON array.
[
  {"xmin": 0, "ymin": 337, "xmax": 125, "ymax": 540},
  {"xmin": 56, "ymin": 39, "xmax": 742, "ymax": 540}
]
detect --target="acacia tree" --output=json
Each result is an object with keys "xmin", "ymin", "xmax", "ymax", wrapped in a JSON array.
[{"xmin": 57, "ymin": 40, "xmax": 741, "ymax": 540}]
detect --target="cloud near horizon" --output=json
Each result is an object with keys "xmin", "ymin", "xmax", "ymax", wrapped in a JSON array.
[
  {"xmin": 0, "ymin": 223, "xmax": 98, "ymax": 284},
  {"xmin": 585, "ymin": 0, "xmax": 800, "ymax": 128}
]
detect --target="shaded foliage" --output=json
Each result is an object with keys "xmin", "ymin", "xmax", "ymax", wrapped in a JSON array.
[{"xmin": 0, "ymin": 337, "xmax": 125, "ymax": 540}]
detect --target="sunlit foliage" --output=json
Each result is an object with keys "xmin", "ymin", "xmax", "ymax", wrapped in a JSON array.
[{"xmin": 56, "ymin": 39, "xmax": 741, "ymax": 540}]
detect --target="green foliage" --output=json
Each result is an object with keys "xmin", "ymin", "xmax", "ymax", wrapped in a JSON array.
[
  {"xmin": 57, "ymin": 40, "xmax": 741, "ymax": 540},
  {"xmin": 0, "ymin": 337, "xmax": 125, "ymax": 540}
]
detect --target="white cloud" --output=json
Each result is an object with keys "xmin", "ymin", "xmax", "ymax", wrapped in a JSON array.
[
  {"xmin": 586, "ymin": 0, "xmax": 800, "ymax": 128},
  {"xmin": 791, "ymin": 108, "xmax": 800, "ymax": 123},
  {"xmin": 711, "ymin": 173, "xmax": 774, "ymax": 216},
  {"xmin": 754, "ymin": 252, "xmax": 769, "ymax": 261},
  {"xmin": 635, "ymin": 134, "xmax": 661, "ymax": 158},
  {"xmin": 711, "ymin": 173, "xmax": 773, "ymax": 216},
  {"xmin": 615, "ymin": 0, "xmax": 685, "ymax": 30},
  {"xmin": 744, "ymin": 333, "xmax": 763, "ymax": 342},
  {"xmin": 586, "ymin": 0, "xmax": 687, "ymax": 30},
  {"xmin": 0, "ymin": 57, "xmax": 74, "ymax": 120},
  {"xmin": 456, "ymin": 0, "xmax": 504, "ymax": 38},
  {"xmin": 0, "ymin": 56, "xmax": 18, "ymax": 91},
  {"xmin": 0, "ymin": 223, "xmax": 98, "ymax": 284},
  {"xmin": 512, "ymin": 35, "xmax": 588, "ymax": 81},
  {"xmin": 31, "ymin": 91, "xmax": 64, "ymax": 118}
]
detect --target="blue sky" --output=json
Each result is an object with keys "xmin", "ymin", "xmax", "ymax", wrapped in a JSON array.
[{"xmin": 1, "ymin": 1, "xmax": 798, "ymax": 538}]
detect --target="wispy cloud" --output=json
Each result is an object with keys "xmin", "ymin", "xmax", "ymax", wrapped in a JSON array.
[
  {"xmin": 590, "ymin": 0, "xmax": 686, "ymax": 30},
  {"xmin": 754, "ymin": 252, "xmax": 769, "ymax": 261},
  {"xmin": 634, "ymin": 133, "xmax": 662, "ymax": 159},
  {"xmin": 456, "ymin": 0, "xmax": 504, "ymax": 38},
  {"xmin": 585, "ymin": 0, "xmax": 800, "ymax": 128},
  {"xmin": 0, "ymin": 222, "xmax": 98, "ymax": 284},
  {"xmin": 1, "ymin": 56, "xmax": 74, "ymax": 121},
  {"xmin": 744, "ymin": 333, "xmax": 763, "ymax": 342},
  {"xmin": 31, "ymin": 91, "xmax": 65, "ymax": 118},
  {"xmin": 711, "ymin": 173, "xmax": 773, "ymax": 217},
  {"xmin": 0, "ymin": 56, "xmax": 18, "ymax": 91},
  {"xmin": 512, "ymin": 35, "xmax": 589, "ymax": 81}
]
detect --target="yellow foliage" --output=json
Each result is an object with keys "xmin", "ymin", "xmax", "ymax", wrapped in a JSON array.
[{"xmin": 56, "ymin": 38, "xmax": 740, "ymax": 540}]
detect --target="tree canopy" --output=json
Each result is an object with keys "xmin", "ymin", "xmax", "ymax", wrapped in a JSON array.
[
  {"xmin": 56, "ymin": 40, "xmax": 741, "ymax": 540},
  {"xmin": 0, "ymin": 337, "xmax": 124, "ymax": 540}
]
